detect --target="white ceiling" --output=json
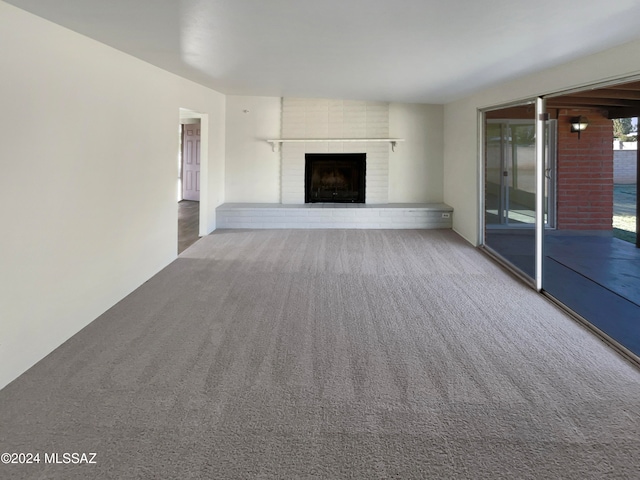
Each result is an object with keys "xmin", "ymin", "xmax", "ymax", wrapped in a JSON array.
[{"xmin": 7, "ymin": 0, "xmax": 640, "ymax": 103}]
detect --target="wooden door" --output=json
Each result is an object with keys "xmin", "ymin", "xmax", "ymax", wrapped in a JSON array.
[{"xmin": 182, "ymin": 125, "xmax": 201, "ymax": 201}]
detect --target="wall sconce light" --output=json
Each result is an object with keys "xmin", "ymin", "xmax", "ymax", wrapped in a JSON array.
[{"xmin": 570, "ymin": 116, "xmax": 589, "ymax": 139}]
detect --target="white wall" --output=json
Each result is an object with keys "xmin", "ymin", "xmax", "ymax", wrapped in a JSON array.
[
  {"xmin": 224, "ymin": 96, "xmax": 281, "ymax": 203},
  {"xmin": 224, "ymin": 97, "xmax": 444, "ymax": 204},
  {"xmin": 0, "ymin": 2, "xmax": 225, "ymax": 389},
  {"xmin": 444, "ymin": 37, "xmax": 640, "ymax": 245},
  {"xmin": 389, "ymin": 103, "xmax": 444, "ymax": 203}
]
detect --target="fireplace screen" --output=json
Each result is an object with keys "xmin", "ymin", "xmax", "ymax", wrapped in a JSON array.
[{"xmin": 305, "ymin": 153, "xmax": 366, "ymax": 203}]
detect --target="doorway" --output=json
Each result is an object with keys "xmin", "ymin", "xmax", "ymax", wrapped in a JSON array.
[
  {"xmin": 181, "ymin": 121, "xmax": 201, "ymax": 201},
  {"xmin": 178, "ymin": 110, "xmax": 206, "ymax": 254}
]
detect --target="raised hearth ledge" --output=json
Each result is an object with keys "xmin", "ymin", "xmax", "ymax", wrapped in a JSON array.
[{"xmin": 216, "ymin": 203, "xmax": 453, "ymax": 229}]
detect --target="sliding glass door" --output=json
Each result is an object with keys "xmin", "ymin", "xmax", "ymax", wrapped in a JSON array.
[
  {"xmin": 540, "ymin": 85, "xmax": 640, "ymax": 357},
  {"xmin": 483, "ymin": 84, "xmax": 640, "ymax": 360}
]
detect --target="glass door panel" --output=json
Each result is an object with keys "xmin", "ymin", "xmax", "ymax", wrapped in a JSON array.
[
  {"xmin": 542, "ymin": 103, "xmax": 640, "ymax": 356},
  {"xmin": 507, "ymin": 124, "xmax": 536, "ymax": 225},
  {"xmin": 484, "ymin": 113, "xmax": 537, "ymax": 279},
  {"xmin": 485, "ymin": 123, "xmax": 504, "ymax": 225}
]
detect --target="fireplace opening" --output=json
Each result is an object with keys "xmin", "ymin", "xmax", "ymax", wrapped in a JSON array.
[{"xmin": 305, "ymin": 153, "xmax": 366, "ymax": 203}]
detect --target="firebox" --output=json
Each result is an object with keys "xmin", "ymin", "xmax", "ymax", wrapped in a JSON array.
[{"xmin": 305, "ymin": 153, "xmax": 366, "ymax": 203}]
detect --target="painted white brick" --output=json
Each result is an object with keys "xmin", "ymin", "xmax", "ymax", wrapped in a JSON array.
[
  {"xmin": 282, "ymin": 127, "xmax": 306, "ymax": 138},
  {"xmin": 282, "ymin": 174, "xmax": 304, "ymax": 181},
  {"xmin": 304, "ymin": 99, "xmax": 329, "ymax": 110},
  {"xmin": 367, "ymin": 126, "xmax": 389, "ymax": 138},
  {"xmin": 366, "ymin": 101, "xmax": 387, "ymax": 108},
  {"xmin": 306, "ymin": 125, "xmax": 329, "ymax": 138},
  {"xmin": 342, "ymin": 143, "xmax": 367, "ymax": 153},
  {"xmin": 366, "ymin": 116, "xmax": 389, "ymax": 126},
  {"xmin": 282, "ymin": 97, "xmax": 390, "ymax": 204},
  {"xmin": 281, "ymin": 172, "xmax": 304, "ymax": 181},
  {"xmin": 282, "ymin": 103, "xmax": 304, "ymax": 113},
  {"xmin": 368, "ymin": 173, "xmax": 387, "ymax": 180},
  {"xmin": 367, "ymin": 144, "xmax": 389, "ymax": 154},
  {"xmin": 281, "ymin": 181, "xmax": 302, "ymax": 188},
  {"xmin": 283, "ymin": 98, "xmax": 309, "ymax": 107},
  {"xmin": 282, "ymin": 145, "xmax": 306, "ymax": 156},
  {"xmin": 217, "ymin": 204, "xmax": 453, "ymax": 229},
  {"xmin": 281, "ymin": 184, "xmax": 303, "ymax": 191},
  {"xmin": 327, "ymin": 127, "xmax": 344, "ymax": 138},
  {"xmin": 367, "ymin": 190, "xmax": 388, "ymax": 196},
  {"xmin": 367, "ymin": 173, "xmax": 388, "ymax": 180},
  {"xmin": 282, "ymin": 160, "xmax": 303, "ymax": 168},
  {"xmin": 306, "ymin": 142, "xmax": 329, "ymax": 153},
  {"xmin": 367, "ymin": 165, "xmax": 387, "ymax": 172},
  {"xmin": 287, "ymin": 210, "xmax": 313, "ymax": 217},
  {"xmin": 342, "ymin": 126, "xmax": 367, "ymax": 138},
  {"xmin": 305, "ymin": 109, "xmax": 329, "ymax": 121},
  {"xmin": 281, "ymin": 197, "xmax": 304, "ymax": 205},
  {"xmin": 331, "ymin": 210, "xmax": 358, "ymax": 217},
  {"xmin": 367, "ymin": 164, "xmax": 388, "ymax": 172},
  {"xmin": 281, "ymin": 157, "xmax": 304, "ymax": 165},
  {"xmin": 367, "ymin": 178, "xmax": 389, "ymax": 186},
  {"xmin": 367, "ymin": 178, "xmax": 387, "ymax": 185},
  {"xmin": 281, "ymin": 110, "xmax": 305, "ymax": 120},
  {"xmin": 367, "ymin": 162, "xmax": 389, "ymax": 169},
  {"xmin": 343, "ymin": 105, "xmax": 367, "ymax": 114}
]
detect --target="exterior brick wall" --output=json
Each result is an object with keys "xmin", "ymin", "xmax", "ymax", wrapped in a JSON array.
[{"xmin": 556, "ymin": 109, "xmax": 613, "ymax": 230}]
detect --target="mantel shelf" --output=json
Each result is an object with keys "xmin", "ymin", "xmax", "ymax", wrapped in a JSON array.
[{"xmin": 266, "ymin": 138, "xmax": 405, "ymax": 152}]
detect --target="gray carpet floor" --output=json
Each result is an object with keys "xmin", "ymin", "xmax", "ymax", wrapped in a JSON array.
[{"xmin": 1, "ymin": 229, "xmax": 639, "ymax": 479}]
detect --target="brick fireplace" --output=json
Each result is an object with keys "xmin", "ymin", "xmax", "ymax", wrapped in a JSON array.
[
  {"xmin": 281, "ymin": 98, "xmax": 390, "ymax": 204},
  {"xmin": 215, "ymin": 97, "xmax": 453, "ymax": 229}
]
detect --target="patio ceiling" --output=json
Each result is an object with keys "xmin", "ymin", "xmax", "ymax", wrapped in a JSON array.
[{"xmin": 547, "ymin": 80, "xmax": 640, "ymax": 119}]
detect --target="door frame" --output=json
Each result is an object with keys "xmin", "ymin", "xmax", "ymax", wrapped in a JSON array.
[
  {"xmin": 479, "ymin": 99, "xmax": 560, "ymax": 290},
  {"xmin": 478, "ymin": 99, "xmax": 538, "ymax": 247},
  {"xmin": 179, "ymin": 108, "xmax": 209, "ymax": 238}
]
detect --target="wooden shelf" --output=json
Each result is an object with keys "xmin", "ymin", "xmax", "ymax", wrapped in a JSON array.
[{"xmin": 266, "ymin": 138, "xmax": 405, "ymax": 152}]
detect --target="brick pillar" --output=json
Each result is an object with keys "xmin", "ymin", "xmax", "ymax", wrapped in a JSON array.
[{"xmin": 556, "ymin": 109, "xmax": 613, "ymax": 230}]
